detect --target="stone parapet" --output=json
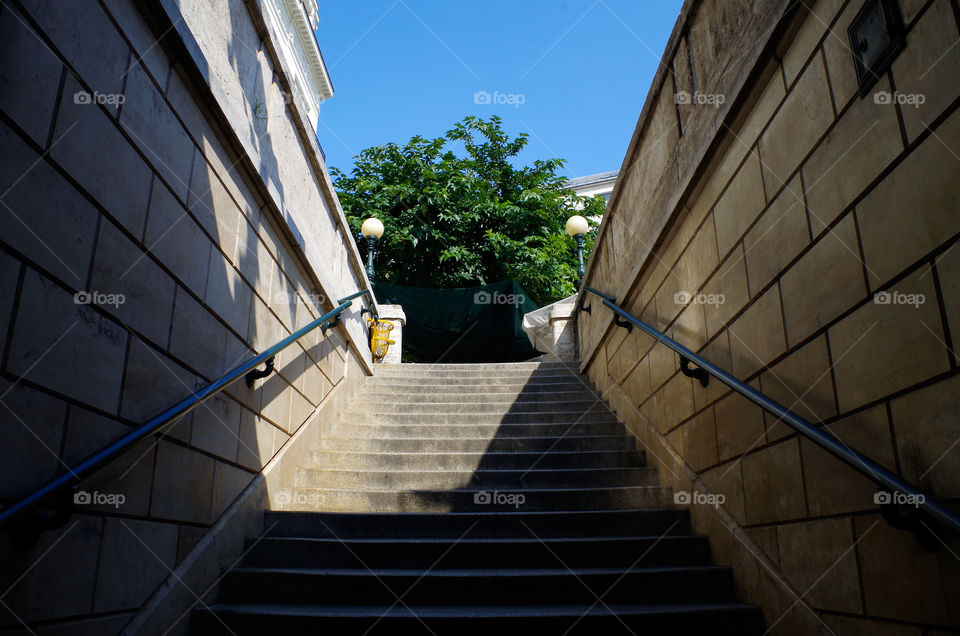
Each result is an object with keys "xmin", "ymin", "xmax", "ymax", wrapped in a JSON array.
[{"xmin": 376, "ymin": 305, "xmax": 407, "ymax": 364}]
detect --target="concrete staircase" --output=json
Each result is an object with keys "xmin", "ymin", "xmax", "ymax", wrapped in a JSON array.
[{"xmin": 194, "ymin": 362, "xmax": 762, "ymax": 634}]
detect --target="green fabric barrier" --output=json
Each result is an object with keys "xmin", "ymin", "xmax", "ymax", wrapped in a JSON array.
[{"xmin": 373, "ymin": 280, "xmax": 540, "ymax": 362}]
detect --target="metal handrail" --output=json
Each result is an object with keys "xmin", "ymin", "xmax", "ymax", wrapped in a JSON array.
[
  {"xmin": 580, "ymin": 286, "xmax": 960, "ymax": 536},
  {"xmin": 0, "ymin": 289, "xmax": 375, "ymax": 529}
]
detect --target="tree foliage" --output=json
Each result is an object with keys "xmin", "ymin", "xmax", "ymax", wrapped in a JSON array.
[{"xmin": 330, "ymin": 116, "xmax": 605, "ymax": 306}]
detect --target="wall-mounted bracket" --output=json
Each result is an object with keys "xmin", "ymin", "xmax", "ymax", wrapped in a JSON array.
[
  {"xmin": 322, "ymin": 315, "xmax": 342, "ymax": 336},
  {"xmin": 578, "ymin": 298, "xmax": 592, "ymax": 314},
  {"xmin": 880, "ymin": 502, "xmax": 947, "ymax": 550},
  {"xmin": 848, "ymin": 0, "xmax": 905, "ymax": 96},
  {"xmin": 680, "ymin": 355, "xmax": 710, "ymax": 387},
  {"xmin": 10, "ymin": 486, "xmax": 76, "ymax": 547},
  {"xmin": 613, "ymin": 314, "xmax": 633, "ymax": 332},
  {"xmin": 244, "ymin": 356, "xmax": 275, "ymax": 388}
]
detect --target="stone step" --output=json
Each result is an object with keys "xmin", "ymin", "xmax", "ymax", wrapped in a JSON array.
[
  {"xmin": 195, "ymin": 355, "xmax": 767, "ymax": 635},
  {"xmin": 340, "ymin": 411, "xmax": 618, "ymax": 425},
  {"xmin": 317, "ymin": 434, "xmax": 638, "ymax": 454},
  {"xmin": 295, "ymin": 467, "xmax": 659, "ymax": 490},
  {"xmin": 217, "ymin": 565, "xmax": 735, "ymax": 606},
  {"xmin": 348, "ymin": 398, "xmax": 605, "ymax": 415},
  {"xmin": 374, "ymin": 361, "xmax": 580, "ymax": 372},
  {"xmin": 366, "ymin": 375, "xmax": 590, "ymax": 387},
  {"xmin": 367, "ymin": 380, "xmax": 595, "ymax": 393},
  {"xmin": 360, "ymin": 389, "xmax": 600, "ymax": 404},
  {"xmin": 241, "ymin": 534, "xmax": 712, "ymax": 570},
  {"xmin": 275, "ymin": 485, "xmax": 674, "ymax": 513},
  {"xmin": 309, "ymin": 449, "xmax": 646, "ymax": 471},
  {"xmin": 371, "ymin": 368, "xmax": 582, "ymax": 379},
  {"xmin": 194, "ymin": 602, "xmax": 763, "ymax": 635},
  {"xmin": 329, "ymin": 421, "xmax": 623, "ymax": 439},
  {"xmin": 263, "ymin": 509, "xmax": 692, "ymax": 539}
]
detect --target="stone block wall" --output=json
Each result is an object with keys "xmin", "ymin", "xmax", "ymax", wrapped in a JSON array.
[
  {"xmin": 579, "ymin": 0, "xmax": 960, "ymax": 633},
  {"xmin": 0, "ymin": 0, "xmax": 373, "ymax": 633}
]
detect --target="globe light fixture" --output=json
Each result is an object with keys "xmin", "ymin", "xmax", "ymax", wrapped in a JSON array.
[
  {"xmin": 361, "ymin": 217, "xmax": 385, "ymax": 281},
  {"xmin": 566, "ymin": 215, "xmax": 589, "ymax": 284},
  {"xmin": 565, "ymin": 214, "xmax": 589, "ymax": 238}
]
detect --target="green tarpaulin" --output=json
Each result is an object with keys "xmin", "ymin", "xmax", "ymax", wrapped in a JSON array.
[{"xmin": 373, "ymin": 280, "xmax": 540, "ymax": 363}]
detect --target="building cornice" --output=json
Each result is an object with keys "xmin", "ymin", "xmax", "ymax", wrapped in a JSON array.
[
  {"xmin": 564, "ymin": 171, "xmax": 620, "ymax": 190},
  {"xmin": 279, "ymin": 0, "xmax": 333, "ymax": 100}
]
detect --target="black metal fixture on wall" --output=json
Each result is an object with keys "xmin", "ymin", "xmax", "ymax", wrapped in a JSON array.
[{"xmin": 848, "ymin": 0, "xmax": 906, "ymax": 96}]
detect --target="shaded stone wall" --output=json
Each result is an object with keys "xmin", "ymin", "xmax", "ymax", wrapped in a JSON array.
[
  {"xmin": 579, "ymin": 0, "xmax": 960, "ymax": 633},
  {"xmin": 0, "ymin": 0, "xmax": 373, "ymax": 633}
]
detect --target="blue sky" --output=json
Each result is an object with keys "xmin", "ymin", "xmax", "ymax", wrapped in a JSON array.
[{"xmin": 314, "ymin": 0, "xmax": 684, "ymax": 179}]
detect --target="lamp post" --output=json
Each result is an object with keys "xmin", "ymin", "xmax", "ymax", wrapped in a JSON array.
[
  {"xmin": 360, "ymin": 217, "xmax": 384, "ymax": 281},
  {"xmin": 565, "ymin": 214, "xmax": 589, "ymax": 285}
]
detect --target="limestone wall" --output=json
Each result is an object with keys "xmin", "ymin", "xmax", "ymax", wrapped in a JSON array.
[
  {"xmin": 579, "ymin": 0, "xmax": 960, "ymax": 633},
  {"xmin": 0, "ymin": 0, "xmax": 372, "ymax": 633}
]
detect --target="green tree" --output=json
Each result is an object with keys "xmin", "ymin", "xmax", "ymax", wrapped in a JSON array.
[{"xmin": 330, "ymin": 116, "xmax": 605, "ymax": 306}]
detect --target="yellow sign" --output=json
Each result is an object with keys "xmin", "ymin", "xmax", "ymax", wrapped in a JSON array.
[{"xmin": 368, "ymin": 319, "xmax": 395, "ymax": 361}]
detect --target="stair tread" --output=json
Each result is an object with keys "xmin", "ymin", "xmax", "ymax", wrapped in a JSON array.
[
  {"xmin": 257, "ymin": 534, "xmax": 699, "ymax": 544},
  {"xmin": 202, "ymin": 602, "xmax": 757, "ymax": 618},
  {"xmin": 381, "ymin": 362, "xmax": 578, "ymax": 366},
  {"xmin": 305, "ymin": 467, "xmax": 650, "ymax": 474},
  {"xmin": 365, "ymin": 381, "xmax": 588, "ymax": 385},
  {"xmin": 324, "ymin": 434, "xmax": 630, "ymax": 441},
  {"xmin": 359, "ymin": 399, "xmax": 602, "ymax": 403},
  {"xmin": 370, "ymin": 372, "xmax": 582, "ymax": 377},
  {"xmin": 361, "ymin": 396, "xmax": 599, "ymax": 403},
  {"xmin": 351, "ymin": 409, "xmax": 609, "ymax": 414},
  {"xmin": 365, "ymin": 390, "xmax": 596, "ymax": 396},
  {"xmin": 230, "ymin": 565, "xmax": 728, "ymax": 577},
  {"xmin": 367, "ymin": 386, "xmax": 594, "ymax": 389},
  {"xmin": 314, "ymin": 450, "xmax": 638, "ymax": 456},
  {"xmin": 292, "ymin": 485, "xmax": 667, "ymax": 493},
  {"xmin": 267, "ymin": 508, "xmax": 680, "ymax": 517},
  {"xmin": 369, "ymin": 374, "xmax": 586, "ymax": 379},
  {"xmin": 335, "ymin": 423, "xmax": 622, "ymax": 429}
]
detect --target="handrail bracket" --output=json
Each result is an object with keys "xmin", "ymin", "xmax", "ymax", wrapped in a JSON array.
[
  {"xmin": 244, "ymin": 356, "xmax": 275, "ymax": 388},
  {"xmin": 881, "ymin": 502, "xmax": 947, "ymax": 550},
  {"xmin": 322, "ymin": 315, "xmax": 342, "ymax": 336},
  {"xmin": 680, "ymin": 355, "xmax": 710, "ymax": 387},
  {"xmin": 10, "ymin": 486, "xmax": 76, "ymax": 546}
]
